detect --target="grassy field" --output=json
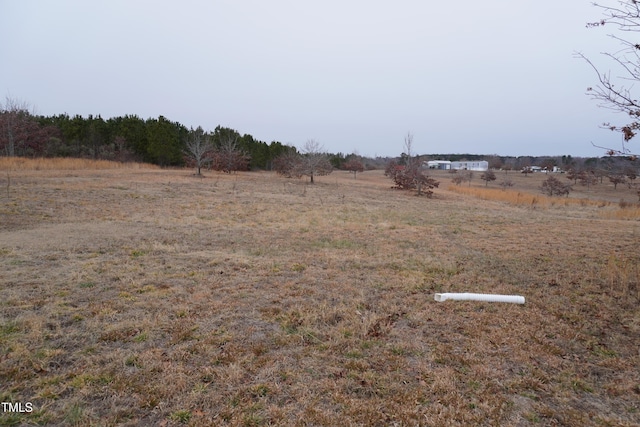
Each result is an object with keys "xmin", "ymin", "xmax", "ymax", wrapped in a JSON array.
[{"xmin": 1, "ymin": 160, "xmax": 639, "ymax": 426}]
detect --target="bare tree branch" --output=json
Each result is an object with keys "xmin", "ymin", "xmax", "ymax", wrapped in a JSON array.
[
  {"xmin": 581, "ymin": 1, "xmax": 640, "ymax": 157},
  {"xmin": 183, "ymin": 126, "xmax": 214, "ymax": 175}
]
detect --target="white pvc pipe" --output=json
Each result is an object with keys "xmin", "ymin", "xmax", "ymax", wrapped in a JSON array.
[{"xmin": 434, "ymin": 293, "xmax": 525, "ymax": 304}]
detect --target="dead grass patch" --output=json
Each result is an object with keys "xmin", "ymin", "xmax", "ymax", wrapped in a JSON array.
[
  {"xmin": 0, "ymin": 156, "xmax": 157, "ymax": 171},
  {"xmin": 0, "ymin": 164, "xmax": 638, "ymax": 425},
  {"xmin": 447, "ymin": 183, "xmax": 607, "ymax": 209}
]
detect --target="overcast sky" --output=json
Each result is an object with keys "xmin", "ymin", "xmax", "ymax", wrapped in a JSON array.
[{"xmin": 0, "ymin": 1, "xmax": 630, "ymax": 157}]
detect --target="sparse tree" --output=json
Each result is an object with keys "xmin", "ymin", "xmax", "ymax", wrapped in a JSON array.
[
  {"xmin": 343, "ymin": 158, "xmax": 364, "ymax": 179},
  {"xmin": 566, "ymin": 168, "xmax": 581, "ymax": 184},
  {"xmin": 296, "ymin": 139, "xmax": 332, "ymax": 183},
  {"xmin": 541, "ymin": 175, "xmax": 572, "ymax": 197},
  {"xmin": 212, "ymin": 134, "xmax": 250, "ymax": 173},
  {"xmin": 463, "ymin": 170, "xmax": 474, "ymax": 187},
  {"xmin": 451, "ymin": 174, "xmax": 465, "ymax": 185},
  {"xmin": 608, "ymin": 173, "xmax": 627, "ymax": 189},
  {"xmin": 0, "ymin": 97, "xmax": 30, "ymax": 157},
  {"xmin": 0, "ymin": 97, "xmax": 55, "ymax": 157},
  {"xmin": 183, "ymin": 126, "xmax": 214, "ymax": 175},
  {"xmin": 480, "ymin": 170, "xmax": 496, "ymax": 186},
  {"xmin": 385, "ymin": 133, "xmax": 439, "ymax": 197},
  {"xmin": 499, "ymin": 179, "xmax": 514, "ymax": 190},
  {"xmin": 579, "ymin": 170, "xmax": 598, "ymax": 190},
  {"xmin": 273, "ymin": 148, "xmax": 302, "ymax": 178}
]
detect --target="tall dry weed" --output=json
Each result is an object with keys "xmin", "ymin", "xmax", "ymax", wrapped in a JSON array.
[
  {"xmin": 448, "ymin": 185, "xmax": 608, "ymax": 209},
  {"xmin": 0, "ymin": 157, "xmax": 157, "ymax": 171},
  {"xmin": 604, "ymin": 253, "xmax": 640, "ymax": 300},
  {"xmin": 599, "ymin": 206, "xmax": 640, "ymax": 220}
]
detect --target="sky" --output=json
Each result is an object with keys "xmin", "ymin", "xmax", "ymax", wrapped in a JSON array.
[{"xmin": 0, "ymin": 0, "xmax": 632, "ymax": 157}]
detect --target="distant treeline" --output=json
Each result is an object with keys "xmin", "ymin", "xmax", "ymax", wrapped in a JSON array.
[
  {"xmin": 0, "ymin": 108, "xmax": 387, "ymax": 170},
  {"xmin": 0, "ymin": 99, "xmax": 636, "ymax": 173},
  {"xmin": 36, "ymin": 114, "xmax": 296, "ymax": 169},
  {"xmin": 0, "ymin": 107, "xmax": 298, "ymax": 169}
]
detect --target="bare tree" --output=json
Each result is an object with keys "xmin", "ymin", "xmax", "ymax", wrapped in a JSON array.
[
  {"xmin": 0, "ymin": 97, "xmax": 53, "ymax": 157},
  {"xmin": 480, "ymin": 170, "xmax": 497, "ymax": 186},
  {"xmin": 499, "ymin": 179, "xmax": 514, "ymax": 190},
  {"xmin": 273, "ymin": 148, "xmax": 303, "ymax": 178},
  {"xmin": 183, "ymin": 126, "xmax": 214, "ymax": 175},
  {"xmin": 0, "ymin": 97, "xmax": 29, "ymax": 157},
  {"xmin": 451, "ymin": 174, "xmax": 465, "ymax": 185},
  {"xmin": 463, "ymin": 170, "xmax": 474, "ymax": 187},
  {"xmin": 212, "ymin": 134, "xmax": 250, "ymax": 173},
  {"xmin": 343, "ymin": 158, "xmax": 364, "ymax": 179},
  {"xmin": 578, "ymin": 1, "xmax": 640, "ymax": 157},
  {"xmin": 295, "ymin": 139, "xmax": 332, "ymax": 183},
  {"xmin": 541, "ymin": 175, "xmax": 572, "ymax": 197},
  {"xmin": 385, "ymin": 133, "xmax": 439, "ymax": 197},
  {"xmin": 608, "ymin": 173, "xmax": 627, "ymax": 189}
]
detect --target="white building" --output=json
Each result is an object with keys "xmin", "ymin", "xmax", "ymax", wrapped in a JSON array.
[
  {"xmin": 425, "ymin": 160, "xmax": 452, "ymax": 170},
  {"xmin": 425, "ymin": 160, "xmax": 488, "ymax": 171}
]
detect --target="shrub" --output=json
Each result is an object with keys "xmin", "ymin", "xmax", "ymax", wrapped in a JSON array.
[{"xmin": 541, "ymin": 175, "xmax": 572, "ymax": 197}]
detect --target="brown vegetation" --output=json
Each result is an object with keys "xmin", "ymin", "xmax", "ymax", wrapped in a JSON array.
[{"xmin": 0, "ymin": 161, "xmax": 638, "ymax": 426}]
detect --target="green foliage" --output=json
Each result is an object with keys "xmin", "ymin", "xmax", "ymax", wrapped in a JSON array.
[
  {"xmin": 5, "ymin": 108, "xmax": 298, "ymax": 169},
  {"xmin": 145, "ymin": 116, "xmax": 186, "ymax": 166}
]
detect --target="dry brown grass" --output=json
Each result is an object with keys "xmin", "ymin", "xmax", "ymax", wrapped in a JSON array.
[
  {"xmin": 447, "ymin": 184, "xmax": 605, "ymax": 209},
  {"xmin": 0, "ymin": 157, "xmax": 158, "ymax": 171},
  {"xmin": 1, "ymin": 163, "xmax": 639, "ymax": 426},
  {"xmin": 442, "ymin": 170, "xmax": 640, "ymax": 221}
]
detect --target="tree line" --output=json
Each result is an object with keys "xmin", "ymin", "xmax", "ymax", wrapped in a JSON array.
[{"xmin": 0, "ymin": 99, "xmax": 293, "ymax": 170}]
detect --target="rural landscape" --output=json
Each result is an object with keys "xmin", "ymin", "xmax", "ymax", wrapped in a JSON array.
[{"xmin": 1, "ymin": 157, "xmax": 639, "ymax": 426}]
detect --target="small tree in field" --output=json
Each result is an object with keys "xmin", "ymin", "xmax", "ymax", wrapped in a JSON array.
[
  {"xmin": 566, "ymin": 168, "xmax": 581, "ymax": 184},
  {"xmin": 499, "ymin": 179, "xmax": 514, "ymax": 190},
  {"xmin": 183, "ymin": 126, "xmax": 213, "ymax": 175},
  {"xmin": 343, "ymin": 158, "xmax": 364, "ymax": 179},
  {"xmin": 273, "ymin": 148, "xmax": 302, "ymax": 178},
  {"xmin": 480, "ymin": 170, "xmax": 496, "ymax": 186},
  {"xmin": 296, "ymin": 139, "xmax": 333, "ymax": 183},
  {"xmin": 212, "ymin": 135, "xmax": 250, "ymax": 173},
  {"xmin": 608, "ymin": 173, "xmax": 627, "ymax": 189},
  {"xmin": 451, "ymin": 174, "xmax": 465, "ymax": 185},
  {"xmin": 541, "ymin": 175, "xmax": 572, "ymax": 197},
  {"xmin": 463, "ymin": 170, "xmax": 474, "ymax": 187},
  {"xmin": 385, "ymin": 133, "xmax": 439, "ymax": 197}
]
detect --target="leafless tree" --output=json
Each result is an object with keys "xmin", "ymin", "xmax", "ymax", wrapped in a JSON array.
[
  {"xmin": 480, "ymin": 170, "xmax": 497, "ymax": 186},
  {"xmin": 0, "ymin": 97, "xmax": 51, "ymax": 157},
  {"xmin": 385, "ymin": 133, "xmax": 439, "ymax": 197},
  {"xmin": 608, "ymin": 173, "xmax": 627, "ymax": 189},
  {"xmin": 578, "ymin": 1, "xmax": 640, "ymax": 157},
  {"xmin": 212, "ymin": 134, "xmax": 250, "ymax": 173},
  {"xmin": 343, "ymin": 158, "xmax": 364, "ymax": 179},
  {"xmin": 451, "ymin": 174, "xmax": 465, "ymax": 185},
  {"xmin": 183, "ymin": 126, "xmax": 214, "ymax": 175},
  {"xmin": 499, "ymin": 179, "xmax": 514, "ymax": 190},
  {"xmin": 541, "ymin": 175, "xmax": 572, "ymax": 197},
  {"xmin": 273, "ymin": 148, "xmax": 303, "ymax": 178},
  {"xmin": 0, "ymin": 97, "xmax": 29, "ymax": 157},
  {"xmin": 295, "ymin": 139, "xmax": 332, "ymax": 183},
  {"xmin": 463, "ymin": 170, "xmax": 474, "ymax": 187}
]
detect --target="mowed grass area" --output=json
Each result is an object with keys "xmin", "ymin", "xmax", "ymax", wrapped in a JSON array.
[{"xmin": 1, "ymin": 162, "xmax": 639, "ymax": 426}]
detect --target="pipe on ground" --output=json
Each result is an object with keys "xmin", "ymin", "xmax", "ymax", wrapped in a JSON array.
[{"xmin": 434, "ymin": 293, "xmax": 525, "ymax": 304}]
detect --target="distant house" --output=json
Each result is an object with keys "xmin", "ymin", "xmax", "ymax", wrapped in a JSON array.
[
  {"xmin": 425, "ymin": 160, "xmax": 489, "ymax": 171},
  {"xmin": 425, "ymin": 160, "xmax": 452, "ymax": 170}
]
